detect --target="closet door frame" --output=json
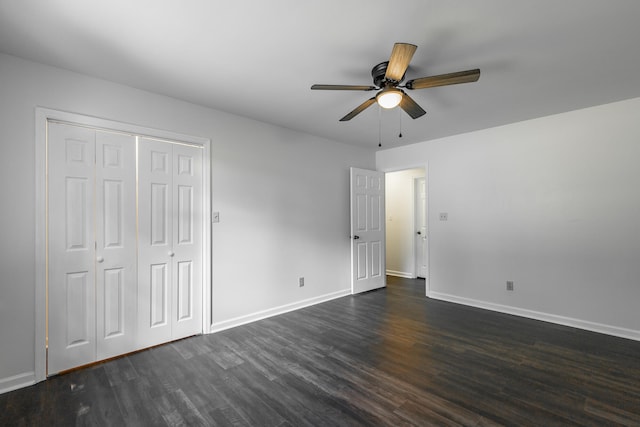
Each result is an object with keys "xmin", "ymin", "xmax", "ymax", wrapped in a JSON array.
[{"xmin": 35, "ymin": 108, "xmax": 212, "ymax": 382}]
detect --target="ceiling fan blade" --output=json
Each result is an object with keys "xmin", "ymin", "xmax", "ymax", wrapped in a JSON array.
[
  {"xmin": 399, "ymin": 93, "xmax": 426, "ymax": 119},
  {"xmin": 339, "ymin": 97, "xmax": 377, "ymax": 121},
  {"xmin": 405, "ymin": 68, "xmax": 480, "ymax": 90},
  {"xmin": 311, "ymin": 84, "xmax": 376, "ymax": 91},
  {"xmin": 385, "ymin": 43, "xmax": 417, "ymax": 82}
]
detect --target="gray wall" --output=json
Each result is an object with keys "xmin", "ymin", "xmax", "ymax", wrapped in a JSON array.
[
  {"xmin": 378, "ymin": 97, "xmax": 640, "ymax": 339},
  {"xmin": 0, "ymin": 53, "xmax": 375, "ymax": 391}
]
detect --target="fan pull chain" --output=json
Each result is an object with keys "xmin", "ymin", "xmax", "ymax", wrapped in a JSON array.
[
  {"xmin": 378, "ymin": 105, "xmax": 382, "ymax": 147},
  {"xmin": 398, "ymin": 107, "xmax": 403, "ymax": 138}
]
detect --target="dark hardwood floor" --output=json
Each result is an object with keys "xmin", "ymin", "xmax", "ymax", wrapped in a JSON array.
[{"xmin": 2, "ymin": 276, "xmax": 640, "ymax": 426}]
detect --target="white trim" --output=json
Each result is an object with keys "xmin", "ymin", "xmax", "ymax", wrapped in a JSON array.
[
  {"xmin": 38, "ymin": 109, "xmax": 210, "ymax": 147},
  {"xmin": 35, "ymin": 107, "xmax": 212, "ymax": 382},
  {"xmin": 409, "ymin": 177, "xmax": 417, "ymax": 279},
  {"xmin": 414, "ymin": 176, "xmax": 428, "ymax": 280},
  {"xmin": 423, "ymin": 162, "xmax": 430, "ymax": 296},
  {"xmin": 201, "ymin": 139, "xmax": 212, "ymax": 334},
  {"xmin": 386, "ymin": 270, "xmax": 414, "ymax": 279},
  {"xmin": 34, "ymin": 109, "xmax": 47, "ymax": 383},
  {"xmin": 210, "ymin": 289, "xmax": 351, "ymax": 333},
  {"xmin": 429, "ymin": 291, "xmax": 640, "ymax": 342},
  {"xmin": 0, "ymin": 372, "xmax": 35, "ymax": 395}
]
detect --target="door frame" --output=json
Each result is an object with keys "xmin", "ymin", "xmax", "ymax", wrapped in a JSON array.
[
  {"xmin": 414, "ymin": 176, "xmax": 427, "ymax": 279},
  {"xmin": 34, "ymin": 108, "xmax": 212, "ymax": 382},
  {"xmin": 381, "ymin": 164, "xmax": 430, "ymax": 296}
]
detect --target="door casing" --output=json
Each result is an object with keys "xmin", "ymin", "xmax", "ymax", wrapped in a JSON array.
[
  {"xmin": 380, "ymin": 165, "xmax": 430, "ymax": 296},
  {"xmin": 414, "ymin": 176, "xmax": 427, "ymax": 279}
]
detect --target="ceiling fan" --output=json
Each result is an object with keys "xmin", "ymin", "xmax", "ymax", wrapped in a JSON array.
[{"xmin": 311, "ymin": 43, "xmax": 480, "ymax": 121}]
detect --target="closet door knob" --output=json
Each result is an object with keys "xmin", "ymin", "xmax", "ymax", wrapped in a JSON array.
[
  {"xmin": 168, "ymin": 251, "xmax": 175, "ymax": 257},
  {"xmin": 96, "ymin": 256, "xmax": 104, "ymax": 263}
]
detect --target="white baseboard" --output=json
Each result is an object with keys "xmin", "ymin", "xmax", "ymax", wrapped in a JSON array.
[
  {"xmin": 386, "ymin": 270, "xmax": 414, "ymax": 279},
  {"xmin": 429, "ymin": 291, "xmax": 640, "ymax": 342},
  {"xmin": 210, "ymin": 289, "xmax": 351, "ymax": 333},
  {"xmin": 0, "ymin": 371, "xmax": 35, "ymax": 395}
]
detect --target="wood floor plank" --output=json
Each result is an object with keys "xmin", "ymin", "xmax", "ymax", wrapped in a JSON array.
[{"xmin": 2, "ymin": 276, "xmax": 640, "ymax": 426}]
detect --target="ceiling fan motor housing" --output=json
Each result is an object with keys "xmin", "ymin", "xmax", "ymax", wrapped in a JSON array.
[{"xmin": 372, "ymin": 61, "xmax": 402, "ymax": 87}]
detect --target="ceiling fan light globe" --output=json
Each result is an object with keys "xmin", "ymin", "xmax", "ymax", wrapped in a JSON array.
[{"xmin": 377, "ymin": 89, "xmax": 402, "ymax": 109}]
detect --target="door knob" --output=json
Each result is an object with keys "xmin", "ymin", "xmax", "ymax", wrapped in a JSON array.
[
  {"xmin": 417, "ymin": 231, "xmax": 422, "ymax": 235},
  {"xmin": 168, "ymin": 251, "xmax": 175, "ymax": 257},
  {"xmin": 96, "ymin": 256, "xmax": 104, "ymax": 263},
  {"xmin": 353, "ymin": 235, "xmax": 360, "ymax": 240}
]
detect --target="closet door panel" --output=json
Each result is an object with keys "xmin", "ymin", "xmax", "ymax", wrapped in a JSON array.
[
  {"xmin": 48, "ymin": 123, "xmax": 97, "ymax": 374},
  {"xmin": 95, "ymin": 131, "xmax": 137, "ymax": 360},
  {"xmin": 172, "ymin": 144, "xmax": 203, "ymax": 338},
  {"xmin": 138, "ymin": 138, "xmax": 173, "ymax": 348}
]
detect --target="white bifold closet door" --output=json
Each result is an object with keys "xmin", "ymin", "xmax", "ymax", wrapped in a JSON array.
[
  {"xmin": 48, "ymin": 123, "xmax": 137, "ymax": 374},
  {"xmin": 137, "ymin": 137, "xmax": 203, "ymax": 348},
  {"xmin": 48, "ymin": 123, "xmax": 203, "ymax": 375}
]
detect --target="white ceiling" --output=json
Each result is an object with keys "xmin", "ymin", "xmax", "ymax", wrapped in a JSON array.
[{"xmin": 2, "ymin": 0, "xmax": 640, "ymax": 150}]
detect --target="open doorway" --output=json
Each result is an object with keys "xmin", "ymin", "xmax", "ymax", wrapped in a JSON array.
[{"xmin": 385, "ymin": 168, "xmax": 428, "ymax": 293}]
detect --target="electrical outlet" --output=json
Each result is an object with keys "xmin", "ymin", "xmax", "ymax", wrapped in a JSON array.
[
  {"xmin": 506, "ymin": 281, "xmax": 514, "ymax": 291},
  {"xmin": 439, "ymin": 212, "xmax": 448, "ymax": 221},
  {"xmin": 299, "ymin": 277, "xmax": 304, "ymax": 287}
]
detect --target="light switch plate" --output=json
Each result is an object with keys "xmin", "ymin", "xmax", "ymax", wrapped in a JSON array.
[{"xmin": 212, "ymin": 212, "xmax": 220, "ymax": 223}]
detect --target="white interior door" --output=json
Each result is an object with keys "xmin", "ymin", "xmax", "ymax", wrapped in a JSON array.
[
  {"xmin": 138, "ymin": 138, "xmax": 173, "ymax": 347},
  {"xmin": 41, "ymin": 112, "xmax": 210, "ymax": 379},
  {"xmin": 350, "ymin": 167, "xmax": 386, "ymax": 294},
  {"xmin": 48, "ymin": 122, "xmax": 204, "ymax": 374},
  {"xmin": 171, "ymin": 143, "xmax": 203, "ymax": 339},
  {"xmin": 48, "ymin": 123, "xmax": 97, "ymax": 373},
  {"xmin": 138, "ymin": 138, "xmax": 203, "ymax": 348},
  {"xmin": 95, "ymin": 131, "xmax": 137, "ymax": 360},
  {"xmin": 48, "ymin": 124, "xmax": 138, "ymax": 374},
  {"xmin": 414, "ymin": 177, "xmax": 427, "ymax": 278}
]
